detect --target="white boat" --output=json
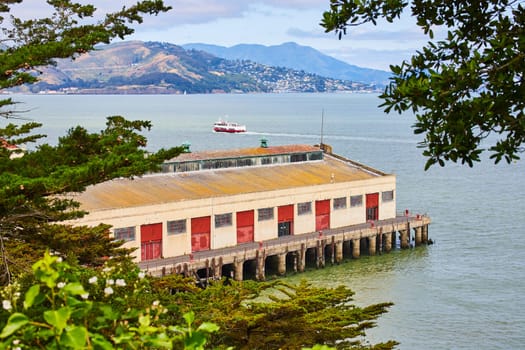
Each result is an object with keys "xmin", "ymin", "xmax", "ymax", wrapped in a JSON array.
[{"xmin": 213, "ymin": 118, "xmax": 246, "ymax": 133}]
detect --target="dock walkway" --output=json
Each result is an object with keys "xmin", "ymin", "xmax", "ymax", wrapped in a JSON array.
[{"xmin": 139, "ymin": 214, "xmax": 431, "ymax": 281}]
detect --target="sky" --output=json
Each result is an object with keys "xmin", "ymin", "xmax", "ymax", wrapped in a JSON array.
[{"xmin": 8, "ymin": 0, "xmax": 434, "ymax": 71}]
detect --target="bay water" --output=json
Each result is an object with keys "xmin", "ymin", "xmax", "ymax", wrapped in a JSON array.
[{"xmin": 8, "ymin": 93, "xmax": 525, "ymax": 349}]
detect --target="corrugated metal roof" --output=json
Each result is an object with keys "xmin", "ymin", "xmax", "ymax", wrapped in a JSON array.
[
  {"xmin": 167, "ymin": 144, "xmax": 320, "ymax": 162},
  {"xmin": 71, "ymin": 152, "xmax": 386, "ymax": 212}
]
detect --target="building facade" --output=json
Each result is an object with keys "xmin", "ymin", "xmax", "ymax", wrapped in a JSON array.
[{"xmin": 69, "ymin": 143, "xmax": 397, "ymax": 264}]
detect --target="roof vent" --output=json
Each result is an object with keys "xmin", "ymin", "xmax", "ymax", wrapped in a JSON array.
[
  {"xmin": 181, "ymin": 142, "xmax": 191, "ymax": 153},
  {"xmin": 260, "ymin": 138, "xmax": 268, "ymax": 148}
]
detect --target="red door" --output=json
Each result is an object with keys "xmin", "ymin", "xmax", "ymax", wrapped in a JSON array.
[
  {"xmin": 191, "ymin": 216, "xmax": 211, "ymax": 252},
  {"xmin": 278, "ymin": 205, "xmax": 294, "ymax": 236},
  {"xmin": 141, "ymin": 223, "xmax": 162, "ymax": 261},
  {"xmin": 315, "ymin": 199, "xmax": 330, "ymax": 231},
  {"xmin": 237, "ymin": 210, "xmax": 254, "ymax": 244},
  {"xmin": 366, "ymin": 193, "xmax": 379, "ymax": 220}
]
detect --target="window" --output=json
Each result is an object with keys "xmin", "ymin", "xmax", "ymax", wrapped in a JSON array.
[
  {"xmin": 215, "ymin": 213, "xmax": 232, "ymax": 228},
  {"xmin": 297, "ymin": 202, "xmax": 312, "ymax": 215},
  {"xmin": 114, "ymin": 226, "xmax": 136, "ymax": 241},
  {"xmin": 214, "ymin": 159, "xmax": 234, "ymax": 169},
  {"xmin": 333, "ymin": 197, "xmax": 347, "ymax": 210},
  {"xmin": 167, "ymin": 219, "xmax": 186, "ymax": 235},
  {"xmin": 258, "ymin": 207, "xmax": 274, "ymax": 221},
  {"xmin": 201, "ymin": 160, "xmax": 213, "ymax": 169},
  {"xmin": 236, "ymin": 158, "xmax": 253, "ymax": 167},
  {"xmin": 382, "ymin": 190, "xmax": 394, "ymax": 202},
  {"xmin": 308, "ymin": 151, "xmax": 323, "ymax": 161},
  {"xmin": 350, "ymin": 195, "xmax": 363, "ymax": 207},
  {"xmin": 177, "ymin": 162, "xmax": 199, "ymax": 172},
  {"xmin": 290, "ymin": 153, "xmax": 307, "ymax": 162}
]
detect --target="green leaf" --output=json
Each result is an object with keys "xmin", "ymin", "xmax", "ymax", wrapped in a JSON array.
[
  {"xmin": 44, "ymin": 307, "xmax": 71, "ymax": 332},
  {"xmin": 0, "ymin": 313, "xmax": 29, "ymax": 338},
  {"xmin": 60, "ymin": 326, "xmax": 88, "ymax": 348},
  {"xmin": 183, "ymin": 311, "xmax": 195, "ymax": 326},
  {"xmin": 24, "ymin": 284, "xmax": 41, "ymax": 309},
  {"xmin": 90, "ymin": 333, "xmax": 114, "ymax": 350},
  {"xmin": 184, "ymin": 332, "xmax": 207, "ymax": 349},
  {"xmin": 196, "ymin": 322, "xmax": 219, "ymax": 334},
  {"xmin": 63, "ymin": 282, "xmax": 87, "ymax": 296}
]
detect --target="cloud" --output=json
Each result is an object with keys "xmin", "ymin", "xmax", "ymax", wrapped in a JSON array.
[
  {"xmin": 323, "ymin": 47, "xmax": 417, "ymax": 70},
  {"xmin": 163, "ymin": 0, "xmax": 328, "ymax": 25},
  {"xmin": 4, "ymin": 0, "xmax": 330, "ymax": 30},
  {"xmin": 287, "ymin": 27, "xmax": 328, "ymax": 39}
]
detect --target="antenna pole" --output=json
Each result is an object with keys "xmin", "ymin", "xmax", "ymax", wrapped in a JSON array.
[{"xmin": 320, "ymin": 108, "xmax": 324, "ymax": 146}]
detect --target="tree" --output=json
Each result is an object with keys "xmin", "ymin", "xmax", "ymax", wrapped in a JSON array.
[
  {"xmin": 0, "ymin": 1, "xmax": 183, "ymax": 284},
  {"xmin": 321, "ymin": 0, "xmax": 525, "ymax": 169},
  {"xmin": 0, "ymin": 251, "xmax": 219, "ymax": 349},
  {"xmin": 1, "ymin": 252, "xmax": 396, "ymax": 349},
  {"xmin": 169, "ymin": 278, "xmax": 397, "ymax": 350},
  {"xmin": 1, "ymin": 0, "xmax": 171, "ymax": 100}
]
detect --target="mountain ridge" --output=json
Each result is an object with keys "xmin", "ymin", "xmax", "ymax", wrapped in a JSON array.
[
  {"xmin": 12, "ymin": 41, "xmax": 385, "ymax": 94},
  {"xmin": 182, "ymin": 42, "xmax": 391, "ymax": 85}
]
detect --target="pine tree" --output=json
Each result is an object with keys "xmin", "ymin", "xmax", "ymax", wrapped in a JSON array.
[
  {"xmin": 0, "ymin": 1, "xmax": 181, "ymax": 284},
  {"xmin": 172, "ymin": 278, "xmax": 398, "ymax": 350}
]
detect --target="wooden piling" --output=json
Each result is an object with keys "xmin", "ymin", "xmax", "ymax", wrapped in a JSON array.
[
  {"xmin": 335, "ymin": 241, "xmax": 343, "ymax": 263},
  {"xmin": 256, "ymin": 250, "xmax": 265, "ymax": 281},
  {"xmin": 368, "ymin": 235, "xmax": 376, "ymax": 256},
  {"xmin": 415, "ymin": 227, "xmax": 422, "ymax": 246},
  {"xmin": 385, "ymin": 232, "xmax": 392, "ymax": 252},
  {"xmin": 352, "ymin": 238, "xmax": 360, "ymax": 258},
  {"xmin": 234, "ymin": 258, "xmax": 243, "ymax": 281}
]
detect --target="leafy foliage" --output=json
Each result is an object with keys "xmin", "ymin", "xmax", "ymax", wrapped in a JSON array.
[
  {"xmin": 321, "ymin": 0, "xmax": 525, "ymax": 169},
  {"xmin": 1, "ymin": 253, "xmax": 397, "ymax": 349},
  {"xmin": 0, "ymin": 1, "xmax": 182, "ymax": 285},
  {"xmin": 0, "ymin": 251, "xmax": 218, "ymax": 349},
  {"xmin": 171, "ymin": 278, "xmax": 397, "ymax": 350},
  {"xmin": 0, "ymin": 1, "xmax": 171, "ymax": 91},
  {"xmin": 0, "ymin": 116, "xmax": 183, "ymax": 284}
]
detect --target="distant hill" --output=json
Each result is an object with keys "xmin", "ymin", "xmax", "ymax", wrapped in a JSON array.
[
  {"xmin": 182, "ymin": 42, "xmax": 391, "ymax": 85},
  {"xmin": 13, "ymin": 41, "xmax": 381, "ymax": 95}
]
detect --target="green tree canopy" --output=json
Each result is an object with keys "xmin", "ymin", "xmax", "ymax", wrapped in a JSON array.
[
  {"xmin": 322, "ymin": 0, "xmax": 525, "ymax": 169},
  {"xmin": 1, "ymin": 0, "xmax": 171, "ymax": 98},
  {"xmin": 0, "ymin": 0, "xmax": 183, "ymax": 284},
  {"xmin": 1, "ymin": 252, "xmax": 397, "ymax": 349}
]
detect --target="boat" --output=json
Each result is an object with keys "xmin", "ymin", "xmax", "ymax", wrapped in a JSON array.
[{"xmin": 213, "ymin": 118, "xmax": 246, "ymax": 133}]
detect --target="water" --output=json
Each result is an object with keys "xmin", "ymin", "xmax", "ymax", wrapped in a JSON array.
[{"xmin": 6, "ymin": 93, "xmax": 525, "ymax": 349}]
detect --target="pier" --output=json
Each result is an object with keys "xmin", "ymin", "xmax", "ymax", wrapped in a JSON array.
[{"xmin": 139, "ymin": 213, "xmax": 431, "ymax": 281}]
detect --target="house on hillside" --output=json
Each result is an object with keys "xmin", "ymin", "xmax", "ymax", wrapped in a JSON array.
[
  {"xmin": 0, "ymin": 138, "xmax": 24, "ymax": 159},
  {"xmin": 67, "ymin": 141, "xmax": 429, "ymax": 280}
]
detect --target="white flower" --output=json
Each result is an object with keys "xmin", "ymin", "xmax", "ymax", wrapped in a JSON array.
[
  {"xmin": 2, "ymin": 300, "xmax": 12, "ymax": 310},
  {"xmin": 88, "ymin": 276, "xmax": 98, "ymax": 284},
  {"xmin": 56, "ymin": 257, "xmax": 63, "ymax": 263},
  {"xmin": 102, "ymin": 267, "xmax": 112, "ymax": 273},
  {"xmin": 81, "ymin": 293, "xmax": 89, "ymax": 300},
  {"xmin": 57, "ymin": 282, "xmax": 66, "ymax": 289},
  {"xmin": 106, "ymin": 279, "xmax": 114, "ymax": 285},
  {"xmin": 104, "ymin": 287, "xmax": 114, "ymax": 295},
  {"xmin": 115, "ymin": 279, "xmax": 126, "ymax": 287},
  {"xmin": 152, "ymin": 300, "xmax": 160, "ymax": 307},
  {"xmin": 138, "ymin": 271, "xmax": 145, "ymax": 279},
  {"xmin": 12, "ymin": 339, "xmax": 20, "ymax": 345}
]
